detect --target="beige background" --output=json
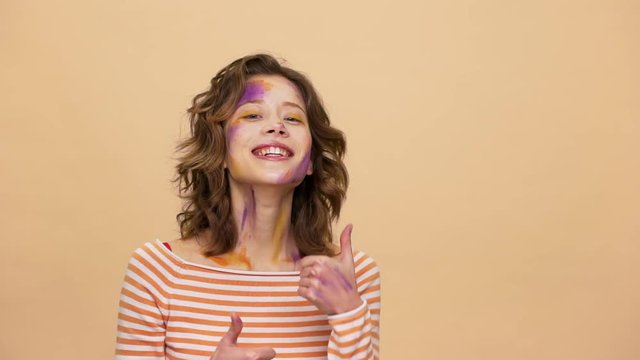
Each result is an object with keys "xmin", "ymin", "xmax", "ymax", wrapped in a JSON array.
[{"xmin": 1, "ymin": 0, "xmax": 639, "ymax": 359}]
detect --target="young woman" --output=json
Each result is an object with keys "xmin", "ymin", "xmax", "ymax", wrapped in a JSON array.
[{"xmin": 115, "ymin": 54, "xmax": 381, "ymax": 360}]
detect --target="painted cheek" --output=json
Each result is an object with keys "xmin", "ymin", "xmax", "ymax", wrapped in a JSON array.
[
  {"xmin": 225, "ymin": 122, "xmax": 250, "ymax": 176},
  {"xmin": 276, "ymin": 147, "xmax": 312, "ymax": 184},
  {"xmin": 225, "ymin": 121, "xmax": 241, "ymax": 143},
  {"xmin": 292, "ymin": 150, "xmax": 312, "ymax": 182}
]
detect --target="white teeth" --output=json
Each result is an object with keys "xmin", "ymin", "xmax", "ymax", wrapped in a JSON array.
[{"xmin": 255, "ymin": 146, "xmax": 290, "ymax": 157}]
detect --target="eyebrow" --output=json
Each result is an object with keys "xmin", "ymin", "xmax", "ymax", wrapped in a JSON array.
[
  {"xmin": 282, "ymin": 101, "xmax": 306, "ymax": 114},
  {"xmin": 240, "ymin": 100, "xmax": 307, "ymax": 114}
]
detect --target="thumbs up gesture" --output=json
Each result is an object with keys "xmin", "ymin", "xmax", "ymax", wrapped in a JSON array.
[
  {"xmin": 297, "ymin": 224, "xmax": 363, "ymax": 315},
  {"xmin": 210, "ymin": 313, "xmax": 276, "ymax": 360}
]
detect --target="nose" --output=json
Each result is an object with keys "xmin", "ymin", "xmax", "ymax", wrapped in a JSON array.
[{"xmin": 264, "ymin": 118, "xmax": 289, "ymax": 137}]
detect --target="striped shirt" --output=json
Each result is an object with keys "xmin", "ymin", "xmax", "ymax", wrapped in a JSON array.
[{"xmin": 115, "ymin": 240, "xmax": 381, "ymax": 359}]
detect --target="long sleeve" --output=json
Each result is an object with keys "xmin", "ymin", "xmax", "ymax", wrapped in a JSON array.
[
  {"xmin": 326, "ymin": 252, "xmax": 381, "ymax": 359},
  {"xmin": 115, "ymin": 247, "xmax": 172, "ymax": 359}
]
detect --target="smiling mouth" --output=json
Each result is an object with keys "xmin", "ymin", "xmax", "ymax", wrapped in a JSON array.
[{"xmin": 252, "ymin": 146, "xmax": 293, "ymax": 159}]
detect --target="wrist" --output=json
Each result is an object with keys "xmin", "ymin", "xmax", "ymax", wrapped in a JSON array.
[
  {"xmin": 327, "ymin": 298, "xmax": 366, "ymax": 321},
  {"xmin": 333, "ymin": 295, "xmax": 364, "ymax": 315}
]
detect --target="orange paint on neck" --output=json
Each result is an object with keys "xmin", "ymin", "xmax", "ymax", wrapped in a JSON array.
[{"xmin": 209, "ymin": 245, "xmax": 253, "ymax": 270}]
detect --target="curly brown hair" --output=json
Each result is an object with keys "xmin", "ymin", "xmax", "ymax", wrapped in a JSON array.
[{"xmin": 174, "ymin": 54, "xmax": 348, "ymax": 258}]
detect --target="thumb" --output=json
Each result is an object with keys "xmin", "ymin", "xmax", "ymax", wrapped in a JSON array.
[
  {"xmin": 220, "ymin": 313, "xmax": 243, "ymax": 345},
  {"xmin": 339, "ymin": 224, "xmax": 354, "ymax": 264}
]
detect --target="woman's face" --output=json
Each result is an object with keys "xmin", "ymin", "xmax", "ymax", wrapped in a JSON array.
[{"xmin": 224, "ymin": 75, "xmax": 313, "ymax": 187}]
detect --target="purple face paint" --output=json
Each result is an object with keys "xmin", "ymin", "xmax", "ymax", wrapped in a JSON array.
[
  {"xmin": 237, "ymin": 80, "xmax": 271, "ymax": 106},
  {"xmin": 293, "ymin": 150, "xmax": 312, "ymax": 180},
  {"xmin": 238, "ymin": 187, "xmax": 256, "ymax": 232},
  {"xmin": 226, "ymin": 122, "xmax": 240, "ymax": 141},
  {"xmin": 278, "ymin": 149, "xmax": 311, "ymax": 184},
  {"xmin": 240, "ymin": 208, "xmax": 248, "ymax": 230}
]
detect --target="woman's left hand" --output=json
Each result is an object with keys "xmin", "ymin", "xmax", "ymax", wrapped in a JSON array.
[{"xmin": 297, "ymin": 224, "xmax": 363, "ymax": 315}]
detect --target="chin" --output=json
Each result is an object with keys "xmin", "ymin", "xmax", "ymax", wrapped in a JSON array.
[
  {"xmin": 227, "ymin": 164, "xmax": 307, "ymax": 188},
  {"xmin": 262, "ymin": 174, "xmax": 305, "ymax": 187}
]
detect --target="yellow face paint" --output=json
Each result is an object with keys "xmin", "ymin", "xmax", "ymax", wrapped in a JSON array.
[{"xmin": 271, "ymin": 205, "xmax": 289, "ymax": 263}]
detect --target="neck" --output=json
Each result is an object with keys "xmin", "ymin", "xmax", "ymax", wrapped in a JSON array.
[{"xmin": 225, "ymin": 179, "xmax": 300, "ymax": 270}]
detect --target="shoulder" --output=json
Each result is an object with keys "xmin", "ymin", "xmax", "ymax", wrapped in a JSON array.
[
  {"xmin": 129, "ymin": 240, "xmax": 165, "ymax": 259},
  {"xmin": 125, "ymin": 240, "xmax": 174, "ymax": 268},
  {"xmin": 164, "ymin": 236, "xmax": 216, "ymax": 267},
  {"xmin": 353, "ymin": 249, "xmax": 381, "ymax": 288},
  {"xmin": 121, "ymin": 241, "xmax": 178, "ymax": 293}
]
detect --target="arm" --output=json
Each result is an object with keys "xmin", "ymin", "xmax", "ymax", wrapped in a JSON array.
[
  {"xmin": 115, "ymin": 248, "xmax": 170, "ymax": 359},
  {"xmin": 298, "ymin": 225, "xmax": 382, "ymax": 359},
  {"xmin": 326, "ymin": 253, "xmax": 381, "ymax": 359}
]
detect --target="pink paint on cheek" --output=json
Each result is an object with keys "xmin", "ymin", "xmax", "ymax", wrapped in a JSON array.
[
  {"xmin": 226, "ymin": 122, "xmax": 240, "ymax": 142},
  {"xmin": 279, "ymin": 149, "xmax": 311, "ymax": 184},
  {"xmin": 225, "ymin": 122, "xmax": 245, "ymax": 160},
  {"xmin": 293, "ymin": 150, "xmax": 312, "ymax": 181}
]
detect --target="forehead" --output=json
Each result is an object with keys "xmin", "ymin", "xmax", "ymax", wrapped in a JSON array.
[{"xmin": 238, "ymin": 75, "xmax": 304, "ymax": 106}]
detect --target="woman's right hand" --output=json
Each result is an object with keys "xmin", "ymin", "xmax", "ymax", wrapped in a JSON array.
[{"xmin": 210, "ymin": 313, "xmax": 276, "ymax": 360}]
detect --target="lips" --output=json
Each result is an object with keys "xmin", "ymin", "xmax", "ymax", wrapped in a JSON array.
[{"xmin": 251, "ymin": 143, "xmax": 294, "ymax": 159}]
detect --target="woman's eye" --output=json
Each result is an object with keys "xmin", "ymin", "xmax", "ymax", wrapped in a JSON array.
[
  {"xmin": 243, "ymin": 113, "xmax": 261, "ymax": 120},
  {"xmin": 285, "ymin": 117, "xmax": 301, "ymax": 123}
]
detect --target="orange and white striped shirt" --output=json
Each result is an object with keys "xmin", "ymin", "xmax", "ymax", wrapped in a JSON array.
[{"xmin": 115, "ymin": 240, "xmax": 381, "ymax": 359}]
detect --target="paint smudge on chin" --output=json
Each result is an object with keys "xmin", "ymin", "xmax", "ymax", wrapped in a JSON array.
[{"xmin": 237, "ymin": 80, "xmax": 273, "ymax": 106}]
